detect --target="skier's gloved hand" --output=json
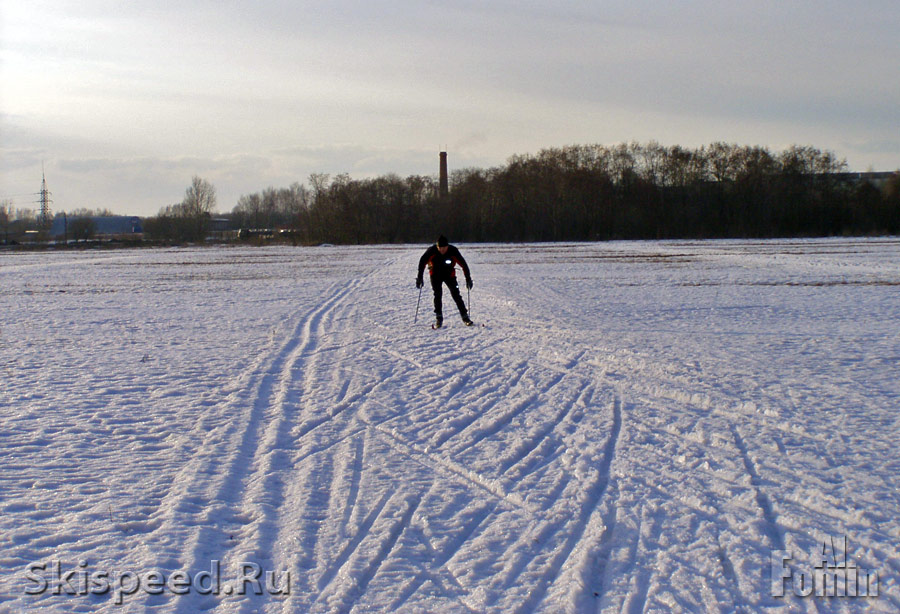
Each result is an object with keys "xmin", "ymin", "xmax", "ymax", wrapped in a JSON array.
[
  {"xmin": 466, "ymin": 278, "xmax": 473, "ymax": 290},
  {"xmin": 416, "ymin": 277, "xmax": 424, "ymax": 289}
]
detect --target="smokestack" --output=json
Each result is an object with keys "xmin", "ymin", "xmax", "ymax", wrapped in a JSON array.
[{"xmin": 439, "ymin": 151, "xmax": 449, "ymax": 198}]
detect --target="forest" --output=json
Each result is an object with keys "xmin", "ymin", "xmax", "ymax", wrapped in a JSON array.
[{"xmin": 222, "ymin": 142, "xmax": 900, "ymax": 244}]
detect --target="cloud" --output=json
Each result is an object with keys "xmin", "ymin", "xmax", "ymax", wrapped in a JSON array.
[
  {"xmin": 3, "ymin": 0, "xmax": 899, "ymax": 215},
  {"xmin": 850, "ymin": 140, "xmax": 900, "ymax": 155}
]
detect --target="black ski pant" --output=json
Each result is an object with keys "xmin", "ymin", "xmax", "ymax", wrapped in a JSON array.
[{"xmin": 431, "ymin": 274, "xmax": 468, "ymax": 322}]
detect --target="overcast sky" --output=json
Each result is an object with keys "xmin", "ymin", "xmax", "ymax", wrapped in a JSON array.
[{"xmin": 2, "ymin": 0, "xmax": 899, "ymax": 217}]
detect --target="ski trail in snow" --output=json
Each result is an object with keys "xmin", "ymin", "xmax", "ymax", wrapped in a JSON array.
[
  {"xmin": 730, "ymin": 424, "xmax": 786, "ymax": 552},
  {"xmin": 139, "ymin": 276, "xmax": 364, "ymax": 613},
  {"xmin": 497, "ymin": 383, "xmax": 591, "ymax": 480},
  {"xmin": 714, "ymin": 526, "xmax": 747, "ymax": 613},
  {"xmin": 627, "ymin": 505, "xmax": 662, "ymax": 614},
  {"xmin": 312, "ymin": 491, "xmax": 423, "ymax": 613},
  {"xmin": 524, "ymin": 390, "xmax": 624, "ymax": 614},
  {"xmin": 313, "ymin": 490, "xmax": 392, "ymax": 598},
  {"xmin": 388, "ymin": 500, "xmax": 495, "ymax": 613},
  {"xmin": 444, "ymin": 390, "xmax": 542, "ymax": 457},
  {"xmin": 122, "ymin": 285, "xmax": 333, "ymax": 607},
  {"xmin": 369, "ymin": 420, "xmax": 533, "ymax": 513},
  {"xmin": 276, "ymin": 253, "xmax": 634, "ymax": 612},
  {"xmin": 9, "ymin": 243, "xmax": 899, "ymax": 613},
  {"xmin": 222, "ymin": 267, "xmax": 389, "ymax": 614},
  {"xmin": 337, "ymin": 433, "xmax": 365, "ymax": 541}
]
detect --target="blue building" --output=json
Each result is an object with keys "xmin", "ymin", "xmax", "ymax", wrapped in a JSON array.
[{"xmin": 50, "ymin": 216, "xmax": 143, "ymax": 241}]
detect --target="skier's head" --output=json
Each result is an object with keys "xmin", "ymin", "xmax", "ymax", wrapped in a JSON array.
[{"xmin": 437, "ymin": 235, "xmax": 449, "ymax": 254}]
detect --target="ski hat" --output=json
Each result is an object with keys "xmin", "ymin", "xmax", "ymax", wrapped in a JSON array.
[{"xmin": 437, "ymin": 235, "xmax": 449, "ymax": 247}]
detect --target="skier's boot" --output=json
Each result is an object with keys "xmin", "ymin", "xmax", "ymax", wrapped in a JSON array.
[
  {"xmin": 432, "ymin": 317, "xmax": 443, "ymax": 329},
  {"xmin": 462, "ymin": 317, "xmax": 473, "ymax": 326}
]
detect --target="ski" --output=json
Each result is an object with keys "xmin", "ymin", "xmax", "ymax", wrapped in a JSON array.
[{"xmin": 430, "ymin": 321, "xmax": 484, "ymax": 329}]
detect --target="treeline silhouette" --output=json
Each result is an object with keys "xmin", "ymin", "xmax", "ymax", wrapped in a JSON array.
[{"xmin": 227, "ymin": 142, "xmax": 899, "ymax": 243}]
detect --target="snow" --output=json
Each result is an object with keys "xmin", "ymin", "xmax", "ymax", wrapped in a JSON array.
[{"xmin": 1, "ymin": 239, "xmax": 898, "ymax": 613}]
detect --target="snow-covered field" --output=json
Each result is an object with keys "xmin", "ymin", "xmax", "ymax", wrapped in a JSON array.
[{"xmin": 1, "ymin": 239, "xmax": 898, "ymax": 614}]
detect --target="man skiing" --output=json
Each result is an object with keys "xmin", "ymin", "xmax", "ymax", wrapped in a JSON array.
[{"xmin": 416, "ymin": 235, "xmax": 473, "ymax": 328}]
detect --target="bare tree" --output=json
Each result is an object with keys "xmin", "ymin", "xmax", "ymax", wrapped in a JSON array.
[
  {"xmin": 69, "ymin": 217, "xmax": 97, "ymax": 242},
  {"xmin": 182, "ymin": 176, "xmax": 217, "ymax": 240},
  {"xmin": 234, "ymin": 193, "xmax": 264, "ymax": 228},
  {"xmin": 0, "ymin": 200, "xmax": 12, "ymax": 243}
]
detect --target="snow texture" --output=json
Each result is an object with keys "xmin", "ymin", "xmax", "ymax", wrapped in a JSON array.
[{"xmin": 1, "ymin": 239, "xmax": 898, "ymax": 613}]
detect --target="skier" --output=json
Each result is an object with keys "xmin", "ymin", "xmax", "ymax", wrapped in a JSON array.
[{"xmin": 416, "ymin": 235, "xmax": 473, "ymax": 328}]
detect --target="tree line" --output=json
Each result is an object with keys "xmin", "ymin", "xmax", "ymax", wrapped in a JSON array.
[
  {"xmin": 444, "ymin": 142, "xmax": 899, "ymax": 241},
  {"xmin": 228, "ymin": 172, "xmax": 437, "ymax": 244},
  {"xmin": 213, "ymin": 142, "xmax": 900, "ymax": 244},
  {"xmin": 9, "ymin": 142, "xmax": 893, "ymax": 246},
  {"xmin": 142, "ymin": 176, "xmax": 218, "ymax": 242}
]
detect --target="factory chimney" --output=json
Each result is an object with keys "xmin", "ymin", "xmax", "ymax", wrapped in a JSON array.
[{"xmin": 439, "ymin": 151, "xmax": 449, "ymax": 198}]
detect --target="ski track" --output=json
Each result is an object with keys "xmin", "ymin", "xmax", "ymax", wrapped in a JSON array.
[
  {"xmin": 137, "ymin": 278, "xmax": 362, "ymax": 613},
  {"xmin": 123, "ymin": 301, "xmax": 319, "ymax": 597},
  {"xmin": 183, "ymin": 249, "xmax": 630, "ymax": 613},
  {"xmin": 193, "ymin": 266, "xmax": 386, "ymax": 614},
  {"xmin": 3, "ymin": 241, "xmax": 899, "ymax": 613},
  {"xmin": 513, "ymin": 392, "xmax": 623, "ymax": 614},
  {"xmin": 730, "ymin": 424, "xmax": 786, "ymax": 553}
]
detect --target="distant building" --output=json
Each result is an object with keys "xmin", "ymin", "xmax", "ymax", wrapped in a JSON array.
[
  {"xmin": 207, "ymin": 217, "xmax": 236, "ymax": 241},
  {"xmin": 49, "ymin": 216, "xmax": 143, "ymax": 242},
  {"xmin": 828, "ymin": 171, "xmax": 897, "ymax": 190}
]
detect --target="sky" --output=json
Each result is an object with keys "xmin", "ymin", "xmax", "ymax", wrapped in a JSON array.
[{"xmin": 2, "ymin": 0, "xmax": 899, "ymax": 217}]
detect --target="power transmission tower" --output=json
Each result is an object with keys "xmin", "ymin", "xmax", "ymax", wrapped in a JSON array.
[{"xmin": 36, "ymin": 164, "xmax": 53, "ymax": 228}]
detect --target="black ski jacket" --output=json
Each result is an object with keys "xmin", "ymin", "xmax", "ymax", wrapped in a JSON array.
[{"xmin": 418, "ymin": 244, "xmax": 471, "ymax": 282}]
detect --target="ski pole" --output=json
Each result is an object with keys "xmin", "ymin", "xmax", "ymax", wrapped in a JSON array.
[
  {"xmin": 414, "ymin": 285, "xmax": 423, "ymax": 324},
  {"xmin": 467, "ymin": 286, "xmax": 471, "ymax": 318}
]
